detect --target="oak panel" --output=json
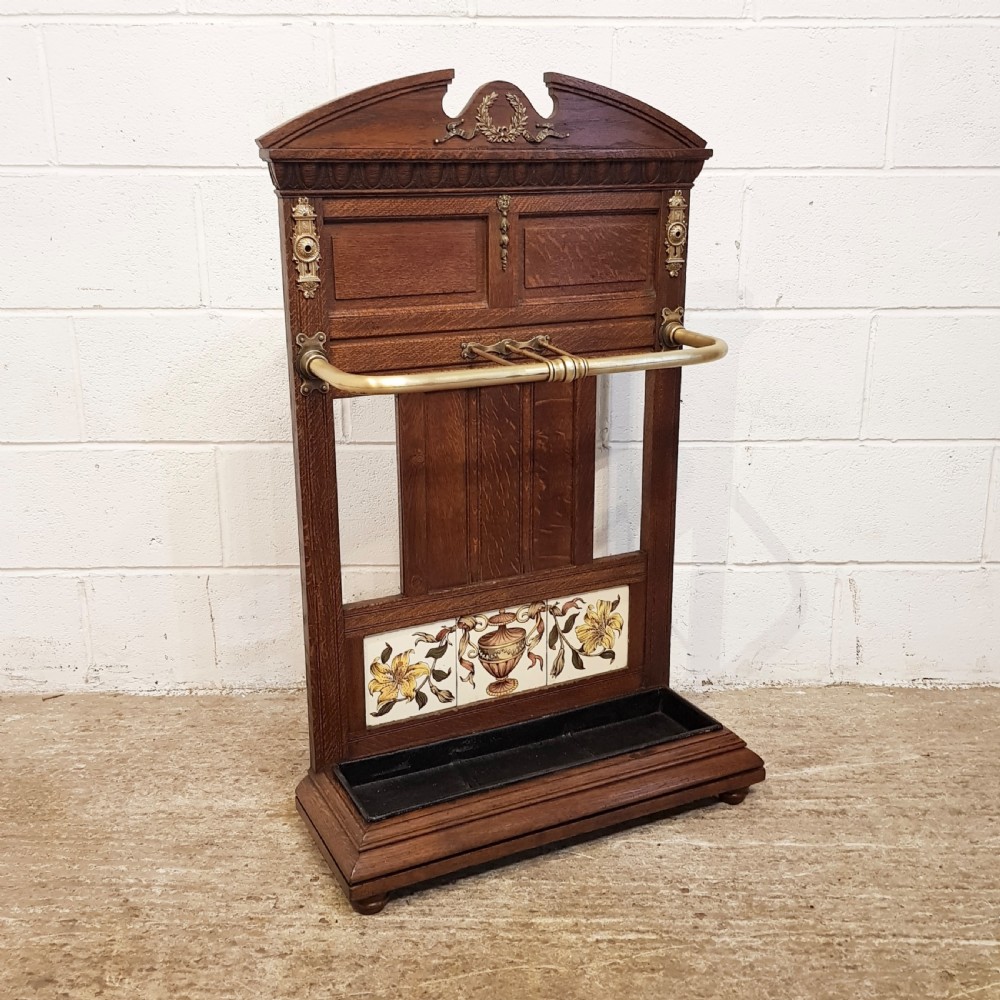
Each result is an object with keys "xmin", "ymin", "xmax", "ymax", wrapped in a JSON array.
[
  {"xmin": 331, "ymin": 218, "xmax": 486, "ymax": 302},
  {"xmin": 522, "ymin": 214, "xmax": 656, "ymax": 293},
  {"xmin": 397, "ymin": 390, "xmax": 471, "ymax": 595}
]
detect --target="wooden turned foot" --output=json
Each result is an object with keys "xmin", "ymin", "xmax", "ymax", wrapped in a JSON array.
[
  {"xmin": 718, "ymin": 787, "xmax": 749, "ymax": 805},
  {"xmin": 350, "ymin": 894, "xmax": 388, "ymax": 915}
]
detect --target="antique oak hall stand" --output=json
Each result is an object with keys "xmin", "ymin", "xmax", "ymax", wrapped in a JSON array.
[{"xmin": 258, "ymin": 71, "xmax": 765, "ymax": 914}]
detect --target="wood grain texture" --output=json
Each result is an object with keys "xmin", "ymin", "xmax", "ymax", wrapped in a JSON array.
[
  {"xmin": 327, "ymin": 317, "xmax": 655, "ymax": 379},
  {"xmin": 476, "ymin": 385, "xmax": 525, "ymax": 580},
  {"xmin": 522, "ymin": 216, "xmax": 655, "ymax": 292},
  {"xmin": 396, "ymin": 381, "xmax": 595, "ymax": 594},
  {"xmin": 530, "ymin": 380, "xmax": 596, "ymax": 569},
  {"xmin": 5, "ymin": 689, "xmax": 997, "ymax": 1000},
  {"xmin": 258, "ymin": 70, "xmax": 710, "ymax": 158},
  {"xmin": 279, "ymin": 195, "xmax": 348, "ymax": 770},
  {"xmin": 638, "ymin": 186, "xmax": 690, "ymax": 689},
  {"xmin": 397, "ymin": 390, "xmax": 472, "ymax": 594},
  {"xmin": 344, "ymin": 552, "xmax": 644, "ymax": 638},
  {"xmin": 640, "ymin": 368, "xmax": 682, "ymax": 690},
  {"xmin": 330, "ymin": 218, "xmax": 486, "ymax": 301}
]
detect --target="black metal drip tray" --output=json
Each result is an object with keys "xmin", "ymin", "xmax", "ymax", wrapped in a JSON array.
[{"xmin": 335, "ymin": 688, "xmax": 722, "ymax": 822}]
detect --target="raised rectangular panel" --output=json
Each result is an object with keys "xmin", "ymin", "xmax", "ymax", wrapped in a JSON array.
[
  {"xmin": 330, "ymin": 218, "xmax": 487, "ymax": 303},
  {"xmin": 520, "ymin": 213, "xmax": 656, "ymax": 298},
  {"xmin": 547, "ymin": 586, "xmax": 629, "ymax": 685},
  {"xmin": 362, "ymin": 618, "xmax": 458, "ymax": 728}
]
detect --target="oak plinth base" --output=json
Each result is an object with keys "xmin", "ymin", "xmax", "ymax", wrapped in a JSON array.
[{"xmin": 296, "ymin": 719, "xmax": 765, "ymax": 914}]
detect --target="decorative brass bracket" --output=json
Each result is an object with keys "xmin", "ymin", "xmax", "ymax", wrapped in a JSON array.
[
  {"xmin": 295, "ymin": 332, "xmax": 330, "ymax": 394},
  {"xmin": 462, "ymin": 335, "xmax": 590, "ymax": 383},
  {"xmin": 291, "ymin": 197, "xmax": 321, "ymax": 299},
  {"xmin": 659, "ymin": 307, "xmax": 685, "ymax": 350},
  {"xmin": 664, "ymin": 190, "xmax": 688, "ymax": 279},
  {"xmin": 462, "ymin": 334, "xmax": 552, "ymax": 360}
]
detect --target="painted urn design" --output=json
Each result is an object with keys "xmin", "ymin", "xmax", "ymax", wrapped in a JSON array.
[{"xmin": 476, "ymin": 611, "xmax": 527, "ymax": 697}]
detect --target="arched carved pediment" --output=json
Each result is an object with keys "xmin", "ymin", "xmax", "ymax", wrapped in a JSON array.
[{"xmin": 258, "ymin": 69, "xmax": 709, "ymax": 159}]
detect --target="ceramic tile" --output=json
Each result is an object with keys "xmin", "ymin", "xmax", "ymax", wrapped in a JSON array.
[
  {"xmin": 546, "ymin": 586, "xmax": 630, "ymax": 685},
  {"xmin": 364, "ymin": 587, "xmax": 629, "ymax": 723},
  {"xmin": 455, "ymin": 602, "xmax": 548, "ymax": 707},
  {"xmin": 362, "ymin": 618, "xmax": 457, "ymax": 727}
]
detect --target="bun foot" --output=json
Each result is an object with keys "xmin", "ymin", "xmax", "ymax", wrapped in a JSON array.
[
  {"xmin": 351, "ymin": 894, "xmax": 388, "ymax": 915},
  {"xmin": 718, "ymin": 787, "xmax": 749, "ymax": 805}
]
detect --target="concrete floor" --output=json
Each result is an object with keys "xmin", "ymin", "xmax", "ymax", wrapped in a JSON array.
[{"xmin": 1, "ymin": 687, "xmax": 998, "ymax": 1000}]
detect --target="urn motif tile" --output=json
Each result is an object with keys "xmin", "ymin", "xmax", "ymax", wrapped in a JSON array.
[
  {"xmin": 455, "ymin": 604, "xmax": 548, "ymax": 708},
  {"xmin": 362, "ymin": 618, "xmax": 458, "ymax": 727}
]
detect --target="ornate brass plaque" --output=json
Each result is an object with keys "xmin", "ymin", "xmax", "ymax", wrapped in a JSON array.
[
  {"xmin": 664, "ymin": 190, "xmax": 688, "ymax": 279},
  {"xmin": 497, "ymin": 194, "xmax": 511, "ymax": 271},
  {"xmin": 290, "ymin": 197, "xmax": 321, "ymax": 299}
]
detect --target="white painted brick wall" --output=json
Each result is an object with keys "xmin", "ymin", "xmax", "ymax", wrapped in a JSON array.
[
  {"xmin": 615, "ymin": 27, "xmax": 896, "ymax": 168},
  {"xmin": 741, "ymin": 176, "xmax": 1000, "ymax": 308},
  {"xmin": 43, "ymin": 23, "xmax": 333, "ymax": 167},
  {"xmin": 1, "ymin": 449, "xmax": 222, "ymax": 567},
  {"xmin": 74, "ymin": 313, "xmax": 290, "ymax": 441},
  {"xmin": 1, "ymin": 174, "xmax": 202, "ymax": 307},
  {"xmin": 1, "ymin": 3, "xmax": 998, "ymax": 693}
]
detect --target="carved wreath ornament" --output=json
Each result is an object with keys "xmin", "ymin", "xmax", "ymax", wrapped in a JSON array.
[{"xmin": 435, "ymin": 91, "xmax": 569, "ymax": 145}]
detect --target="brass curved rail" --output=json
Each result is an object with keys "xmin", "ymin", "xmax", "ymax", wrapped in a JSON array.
[{"xmin": 296, "ymin": 311, "xmax": 726, "ymax": 397}]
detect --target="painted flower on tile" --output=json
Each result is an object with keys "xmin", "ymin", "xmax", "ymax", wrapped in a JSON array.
[
  {"xmin": 547, "ymin": 593, "xmax": 625, "ymax": 678},
  {"xmin": 367, "ymin": 637, "xmax": 456, "ymax": 719},
  {"xmin": 368, "ymin": 650, "xmax": 430, "ymax": 708},
  {"xmin": 575, "ymin": 599, "xmax": 624, "ymax": 655}
]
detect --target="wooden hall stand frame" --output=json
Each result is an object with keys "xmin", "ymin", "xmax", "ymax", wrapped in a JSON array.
[{"xmin": 258, "ymin": 70, "xmax": 765, "ymax": 914}]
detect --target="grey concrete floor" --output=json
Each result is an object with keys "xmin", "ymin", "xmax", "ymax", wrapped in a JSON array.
[{"xmin": 1, "ymin": 687, "xmax": 998, "ymax": 1000}]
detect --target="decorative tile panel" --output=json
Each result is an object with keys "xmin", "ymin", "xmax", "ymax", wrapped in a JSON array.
[{"xmin": 362, "ymin": 587, "xmax": 629, "ymax": 727}]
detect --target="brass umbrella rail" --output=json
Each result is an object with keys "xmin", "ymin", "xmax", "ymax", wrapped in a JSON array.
[{"xmin": 296, "ymin": 308, "xmax": 726, "ymax": 397}]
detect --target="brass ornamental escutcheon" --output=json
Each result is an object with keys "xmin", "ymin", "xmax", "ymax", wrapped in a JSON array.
[
  {"xmin": 290, "ymin": 197, "xmax": 321, "ymax": 299},
  {"xmin": 664, "ymin": 190, "xmax": 688, "ymax": 278}
]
